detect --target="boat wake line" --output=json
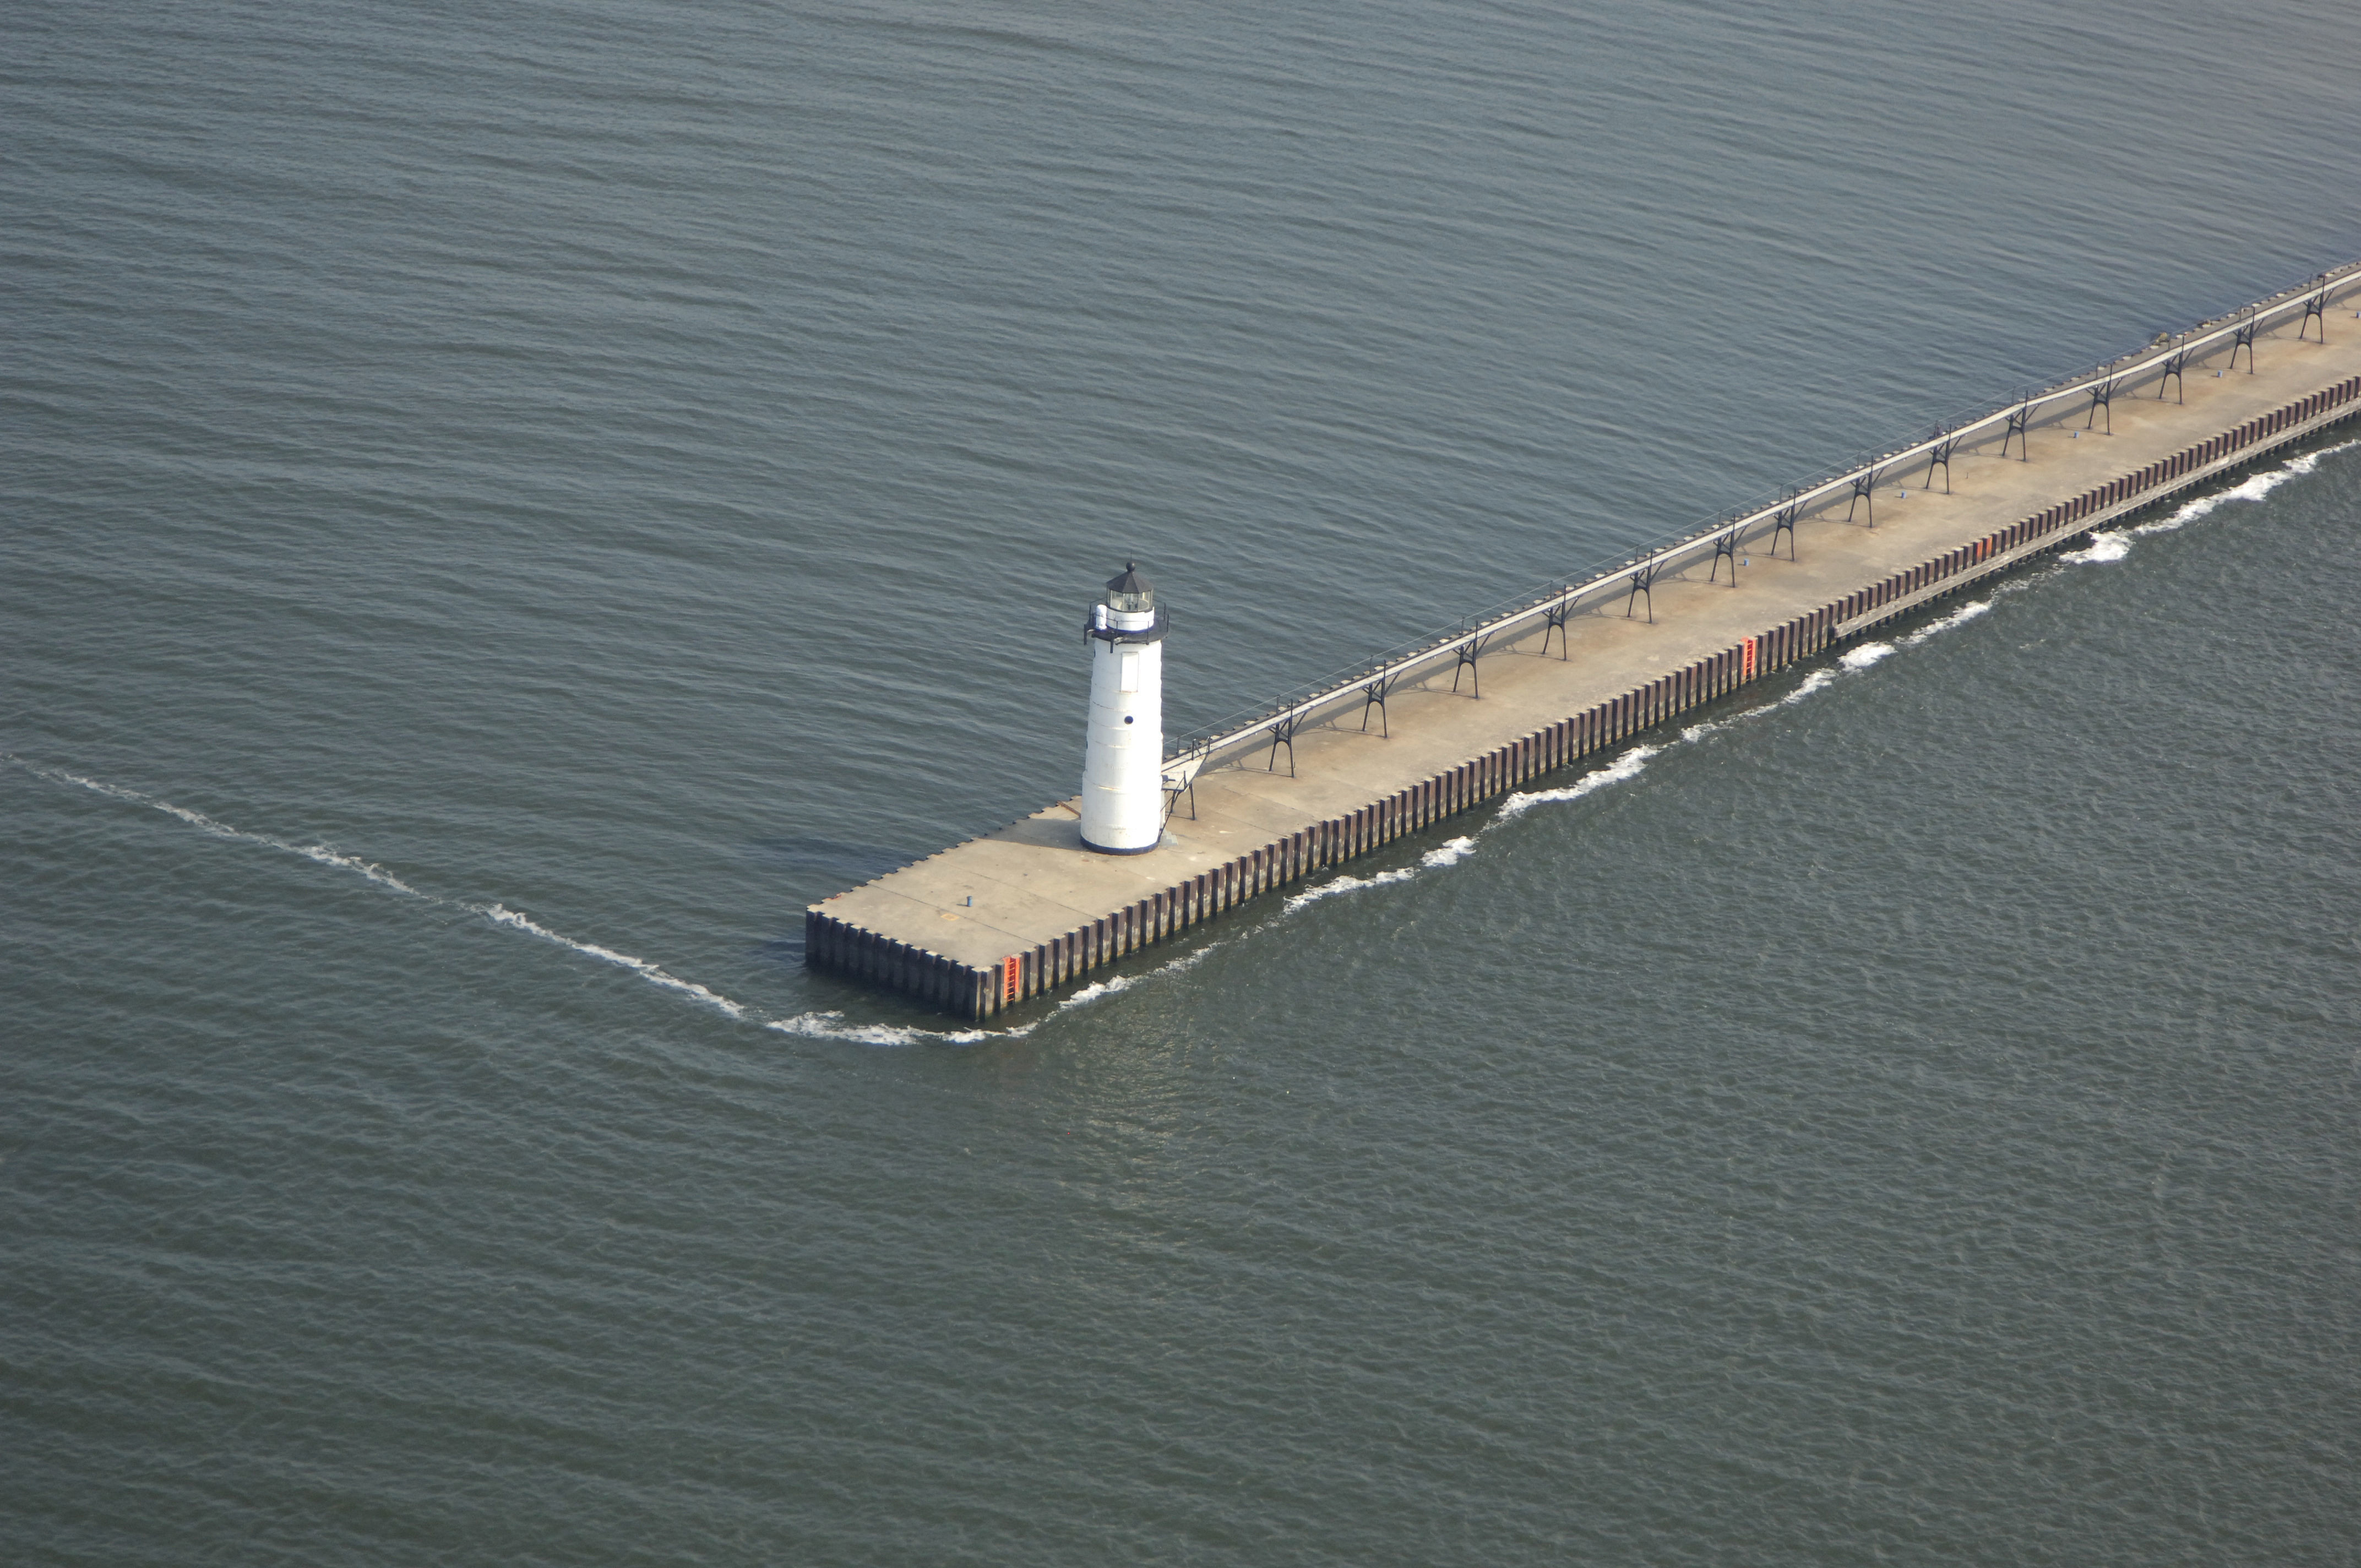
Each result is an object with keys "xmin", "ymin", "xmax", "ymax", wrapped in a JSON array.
[{"xmin": 2, "ymin": 753, "xmax": 1217, "ymax": 1047}]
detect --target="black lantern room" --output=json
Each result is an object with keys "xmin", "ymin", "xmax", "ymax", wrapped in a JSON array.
[{"xmin": 1105, "ymin": 562, "xmax": 1155, "ymax": 616}]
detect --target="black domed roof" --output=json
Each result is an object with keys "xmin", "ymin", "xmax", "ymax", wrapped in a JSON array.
[{"xmin": 1105, "ymin": 562, "xmax": 1154, "ymax": 599}]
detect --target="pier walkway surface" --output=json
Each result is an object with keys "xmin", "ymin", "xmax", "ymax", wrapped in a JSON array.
[{"xmin": 812, "ymin": 268, "xmax": 2361, "ymax": 1018}]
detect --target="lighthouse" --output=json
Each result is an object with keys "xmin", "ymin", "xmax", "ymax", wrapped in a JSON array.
[{"xmin": 1080, "ymin": 562, "xmax": 1167, "ymax": 854}]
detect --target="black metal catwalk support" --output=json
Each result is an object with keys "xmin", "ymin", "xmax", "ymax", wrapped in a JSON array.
[
  {"xmin": 1264, "ymin": 711, "xmax": 1303, "ymax": 776},
  {"xmin": 1449, "ymin": 634, "xmax": 1485, "ymax": 696},
  {"xmin": 1358, "ymin": 670, "xmax": 1402, "ymax": 735},
  {"xmin": 1766, "ymin": 498, "xmax": 1800, "ymax": 561},
  {"xmin": 1923, "ymin": 427, "xmax": 1960, "ymax": 494},
  {"xmin": 2299, "ymin": 281, "xmax": 2329, "ymax": 344},
  {"xmin": 2231, "ymin": 311, "xmax": 2259, "ymax": 373},
  {"xmin": 2158, "ymin": 348, "xmax": 2189, "ymax": 404},
  {"xmin": 1709, "ymin": 526, "xmax": 1742, "ymax": 584},
  {"xmin": 2000, "ymin": 396, "xmax": 2033, "ymax": 460},
  {"xmin": 2086, "ymin": 375, "xmax": 2117, "ymax": 433},
  {"xmin": 1624, "ymin": 563, "xmax": 1659, "ymax": 623},
  {"xmin": 1846, "ymin": 465, "xmax": 1885, "ymax": 526},
  {"xmin": 1162, "ymin": 747, "xmax": 1205, "ymax": 823},
  {"xmin": 1539, "ymin": 600, "xmax": 1575, "ymax": 659}
]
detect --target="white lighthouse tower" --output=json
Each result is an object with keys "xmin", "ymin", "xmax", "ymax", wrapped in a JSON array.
[{"xmin": 1080, "ymin": 562, "xmax": 1167, "ymax": 854}]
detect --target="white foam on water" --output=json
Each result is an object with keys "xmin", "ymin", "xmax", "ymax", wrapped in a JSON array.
[
  {"xmin": 1498, "ymin": 744, "xmax": 1659, "ymax": 819},
  {"xmin": 769, "ymin": 939, "xmax": 1228, "ymax": 1046},
  {"xmin": 480, "ymin": 904, "xmax": 749, "ymax": 1019},
  {"xmin": 1508, "ymin": 630, "xmax": 1892, "ymax": 813},
  {"xmin": 294, "ymin": 843, "xmax": 422, "ymax": 895},
  {"xmin": 2069, "ymin": 439, "xmax": 2356, "ymax": 562},
  {"xmin": 1496, "ymin": 666, "xmax": 1841, "ymax": 825},
  {"xmin": 1687, "ymin": 668, "xmax": 1833, "ymax": 737},
  {"xmin": 1455, "ymin": 657, "xmax": 1850, "ymax": 849},
  {"xmin": 1143, "ymin": 939, "xmax": 1222, "ymax": 978},
  {"xmin": 2061, "ymin": 530, "xmax": 2131, "ymax": 564},
  {"xmin": 1283, "ymin": 866, "xmax": 1416, "ymax": 911},
  {"xmin": 1421, "ymin": 836, "xmax": 1476, "ymax": 868},
  {"xmin": 1058, "ymin": 973, "xmax": 1136, "ymax": 1006},
  {"xmin": 1902, "ymin": 598, "xmax": 1993, "ymax": 644},
  {"xmin": 1030, "ymin": 938, "xmax": 1223, "ymax": 1016},
  {"xmin": 1841, "ymin": 602, "xmax": 1986, "ymax": 662},
  {"xmin": 1782, "ymin": 668, "xmax": 1837, "ymax": 704},
  {"xmin": 766, "ymin": 1010, "xmax": 990, "ymax": 1047}
]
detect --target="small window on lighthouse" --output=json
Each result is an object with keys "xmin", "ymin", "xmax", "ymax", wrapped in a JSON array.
[{"xmin": 1119, "ymin": 649, "xmax": 1141, "ymax": 693}]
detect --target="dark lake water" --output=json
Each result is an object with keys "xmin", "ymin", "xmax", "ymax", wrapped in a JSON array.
[{"xmin": 6, "ymin": 2, "xmax": 2359, "ymax": 1561}]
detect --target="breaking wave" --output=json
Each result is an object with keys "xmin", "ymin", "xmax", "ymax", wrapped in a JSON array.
[
  {"xmin": 765, "ymin": 1010, "xmax": 992, "ymax": 1047},
  {"xmin": 2061, "ymin": 531, "xmax": 2131, "ymax": 564},
  {"xmin": 2068, "ymin": 439, "xmax": 2354, "ymax": 565},
  {"xmin": 1783, "ymin": 668, "xmax": 1837, "ymax": 703},
  {"xmin": 768, "ymin": 939, "xmax": 1227, "ymax": 1045},
  {"xmin": 1285, "ymin": 865, "xmax": 1416, "ymax": 911},
  {"xmin": 1499, "ymin": 744, "xmax": 1660, "ymax": 819},
  {"xmin": 1904, "ymin": 598, "xmax": 1993, "ymax": 643},
  {"xmin": 1421, "ymin": 836, "xmax": 1476, "ymax": 868}
]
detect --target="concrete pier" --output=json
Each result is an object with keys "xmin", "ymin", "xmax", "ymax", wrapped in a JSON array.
[{"xmin": 809, "ymin": 265, "xmax": 2361, "ymax": 1019}]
